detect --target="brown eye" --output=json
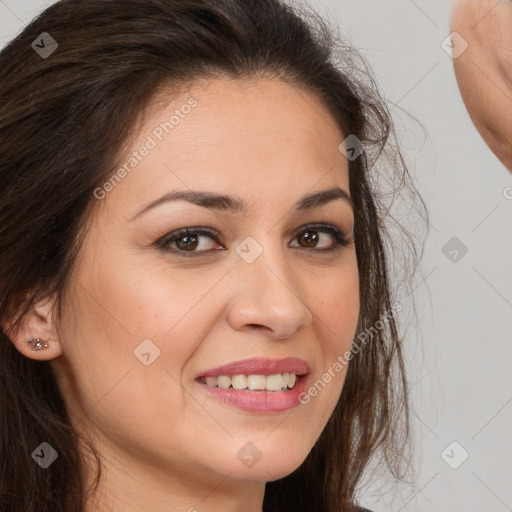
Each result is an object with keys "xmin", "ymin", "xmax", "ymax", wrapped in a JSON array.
[
  {"xmin": 175, "ymin": 233, "xmax": 199, "ymax": 252},
  {"xmin": 297, "ymin": 229, "xmax": 319, "ymax": 248},
  {"xmin": 291, "ymin": 224, "xmax": 349, "ymax": 252},
  {"xmin": 158, "ymin": 228, "xmax": 222, "ymax": 256}
]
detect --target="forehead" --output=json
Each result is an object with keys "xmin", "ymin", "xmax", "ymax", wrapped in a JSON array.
[{"xmin": 102, "ymin": 77, "xmax": 350, "ymax": 217}]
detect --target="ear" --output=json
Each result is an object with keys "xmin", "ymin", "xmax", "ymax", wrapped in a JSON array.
[{"xmin": 2, "ymin": 292, "xmax": 63, "ymax": 361}]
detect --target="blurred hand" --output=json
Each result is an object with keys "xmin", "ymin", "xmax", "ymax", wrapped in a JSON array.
[{"xmin": 451, "ymin": 0, "xmax": 512, "ymax": 173}]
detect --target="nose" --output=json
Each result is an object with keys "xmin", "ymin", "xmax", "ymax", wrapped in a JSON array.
[{"xmin": 225, "ymin": 243, "xmax": 314, "ymax": 340}]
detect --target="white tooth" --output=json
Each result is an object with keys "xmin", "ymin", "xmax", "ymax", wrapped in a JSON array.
[
  {"xmin": 205, "ymin": 376, "xmax": 218, "ymax": 387},
  {"xmin": 247, "ymin": 374, "xmax": 266, "ymax": 390},
  {"xmin": 217, "ymin": 375, "xmax": 232, "ymax": 389},
  {"xmin": 205, "ymin": 373, "xmax": 297, "ymax": 391},
  {"xmin": 231, "ymin": 374, "xmax": 248, "ymax": 390},
  {"xmin": 266, "ymin": 374, "xmax": 283, "ymax": 391}
]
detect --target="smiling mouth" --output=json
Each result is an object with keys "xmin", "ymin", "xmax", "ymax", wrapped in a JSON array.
[{"xmin": 196, "ymin": 372, "xmax": 300, "ymax": 392}]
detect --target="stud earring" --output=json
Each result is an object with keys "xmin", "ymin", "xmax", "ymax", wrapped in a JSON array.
[{"xmin": 27, "ymin": 338, "xmax": 49, "ymax": 351}]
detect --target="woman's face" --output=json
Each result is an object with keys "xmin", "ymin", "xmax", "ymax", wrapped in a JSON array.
[{"xmin": 49, "ymin": 77, "xmax": 360, "ymax": 499}]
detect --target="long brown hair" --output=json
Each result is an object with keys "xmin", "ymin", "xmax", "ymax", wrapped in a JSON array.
[{"xmin": 0, "ymin": 0, "xmax": 427, "ymax": 510}]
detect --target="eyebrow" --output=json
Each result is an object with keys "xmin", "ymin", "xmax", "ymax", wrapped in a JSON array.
[{"xmin": 130, "ymin": 185, "xmax": 353, "ymax": 221}]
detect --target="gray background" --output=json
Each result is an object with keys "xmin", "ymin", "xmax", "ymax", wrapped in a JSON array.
[{"xmin": 1, "ymin": 0, "xmax": 511, "ymax": 510}]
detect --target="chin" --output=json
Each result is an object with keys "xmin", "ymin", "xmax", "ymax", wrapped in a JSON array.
[
  {"xmin": 219, "ymin": 443, "xmax": 311, "ymax": 481},
  {"xmin": 227, "ymin": 460, "xmax": 305, "ymax": 482}
]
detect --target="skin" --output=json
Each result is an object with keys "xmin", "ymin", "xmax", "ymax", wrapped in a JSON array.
[
  {"xmin": 451, "ymin": 0, "xmax": 512, "ymax": 172},
  {"xmin": 5, "ymin": 77, "xmax": 360, "ymax": 512}
]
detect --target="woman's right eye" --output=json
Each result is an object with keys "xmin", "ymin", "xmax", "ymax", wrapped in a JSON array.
[{"xmin": 156, "ymin": 227, "xmax": 223, "ymax": 257}]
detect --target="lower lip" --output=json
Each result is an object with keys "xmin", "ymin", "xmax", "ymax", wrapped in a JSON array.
[{"xmin": 195, "ymin": 374, "xmax": 309, "ymax": 413}]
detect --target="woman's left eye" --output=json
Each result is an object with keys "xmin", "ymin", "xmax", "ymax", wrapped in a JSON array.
[
  {"xmin": 155, "ymin": 224, "xmax": 350, "ymax": 258},
  {"xmin": 290, "ymin": 224, "xmax": 350, "ymax": 253}
]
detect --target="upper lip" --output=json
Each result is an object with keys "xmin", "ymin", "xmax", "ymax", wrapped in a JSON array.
[{"xmin": 196, "ymin": 357, "xmax": 310, "ymax": 378}]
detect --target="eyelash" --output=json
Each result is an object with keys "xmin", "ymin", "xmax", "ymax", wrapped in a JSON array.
[{"xmin": 155, "ymin": 223, "xmax": 350, "ymax": 258}]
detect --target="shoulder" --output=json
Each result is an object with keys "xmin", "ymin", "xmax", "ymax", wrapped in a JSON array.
[{"xmin": 356, "ymin": 508, "xmax": 375, "ymax": 512}]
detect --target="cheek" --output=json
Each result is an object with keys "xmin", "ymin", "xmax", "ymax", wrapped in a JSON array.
[
  {"xmin": 54, "ymin": 259, "xmax": 216, "ymax": 408},
  {"xmin": 297, "ymin": 260, "xmax": 359, "ymax": 423},
  {"xmin": 313, "ymin": 259, "xmax": 360, "ymax": 350},
  {"xmin": 79, "ymin": 260, "xmax": 225, "ymax": 351},
  {"xmin": 54, "ymin": 264, "xmax": 222, "ymax": 460},
  {"xmin": 313, "ymin": 266, "xmax": 360, "ymax": 398}
]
